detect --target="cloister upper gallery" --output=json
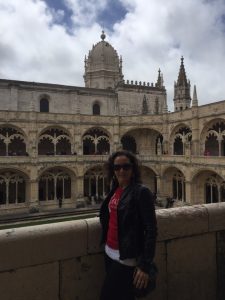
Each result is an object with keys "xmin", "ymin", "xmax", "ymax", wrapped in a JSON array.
[{"xmin": 0, "ymin": 31, "xmax": 225, "ymax": 214}]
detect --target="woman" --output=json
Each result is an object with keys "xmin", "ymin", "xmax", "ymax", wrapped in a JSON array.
[{"xmin": 99, "ymin": 150, "xmax": 157, "ymax": 300}]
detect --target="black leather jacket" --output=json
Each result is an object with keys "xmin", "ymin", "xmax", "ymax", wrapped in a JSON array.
[{"xmin": 99, "ymin": 183, "xmax": 157, "ymax": 273}]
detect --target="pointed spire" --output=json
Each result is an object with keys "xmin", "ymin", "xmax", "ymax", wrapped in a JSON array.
[
  {"xmin": 119, "ymin": 55, "xmax": 123, "ymax": 68},
  {"xmin": 156, "ymin": 68, "xmax": 164, "ymax": 88},
  {"xmin": 192, "ymin": 85, "xmax": 198, "ymax": 107},
  {"xmin": 177, "ymin": 56, "xmax": 188, "ymax": 86},
  {"xmin": 173, "ymin": 56, "xmax": 191, "ymax": 111}
]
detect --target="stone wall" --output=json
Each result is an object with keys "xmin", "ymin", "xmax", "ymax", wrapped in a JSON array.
[{"xmin": 0, "ymin": 203, "xmax": 225, "ymax": 300}]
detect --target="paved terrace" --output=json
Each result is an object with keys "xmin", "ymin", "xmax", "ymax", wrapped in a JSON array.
[{"xmin": 0, "ymin": 204, "xmax": 225, "ymax": 300}]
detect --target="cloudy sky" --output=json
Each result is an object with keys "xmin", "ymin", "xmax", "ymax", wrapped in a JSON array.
[{"xmin": 0, "ymin": 0, "xmax": 225, "ymax": 111}]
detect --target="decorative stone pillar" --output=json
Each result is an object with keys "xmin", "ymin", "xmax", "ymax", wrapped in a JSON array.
[
  {"xmin": 157, "ymin": 139, "xmax": 162, "ymax": 155},
  {"xmin": 114, "ymin": 141, "xmax": 123, "ymax": 151},
  {"xmin": 28, "ymin": 131, "xmax": 38, "ymax": 158},
  {"xmin": 192, "ymin": 140, "xmax": 199, "ymax": 156},
  {"xmin": 156, "ymin": 175, "xmax": 161, "ymax": 196},
  {"xmin": 76, "ymin": 175, "xmax": 85, "ymax": 208},
  {"xmin": 29, "ymin": 179, "xmax": 39, "ymax": 212},
  {"xmin": 185, "ymin": 141, "xmax": 191, "ymax": 156}
]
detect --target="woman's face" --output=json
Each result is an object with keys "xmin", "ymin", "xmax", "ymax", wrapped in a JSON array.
[{"xmin": 113, "ymin": 155, "xmax": 133, "ymax": 188}]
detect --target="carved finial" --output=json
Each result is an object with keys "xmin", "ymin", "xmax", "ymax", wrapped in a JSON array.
[{"xmin": 101, "ymin": 30, "xmax": 106, "ymax": 41}]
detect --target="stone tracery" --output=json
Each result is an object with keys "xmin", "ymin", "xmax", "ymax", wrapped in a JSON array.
[
  {"xmin": 83, "ymin": 128, "xmax": 110, "ymax": 155},
  {"xmin": 38, "ymin": 128, "xmax": 72, "ymax": 155},
  {"xmin": 173, "ymin": 126, "xmax": 192, "ymax": 155},
  {"xmin": 0, "ymin": 171, "xmax": 26, "ymax": 205},
  {"xmin": 0, "ymin": 127, "xmax": 26, "ymax": 156},
  {"xmin": 38, "ymin": 168, "xmax": 71, "ymax": 201},
  {"xmin": 204, "ymin": 121, "xmax": 225, "ymax": 156},
  {"xmin": 83, "ymin": 166, "xmax": 108, "ymax": 204}
]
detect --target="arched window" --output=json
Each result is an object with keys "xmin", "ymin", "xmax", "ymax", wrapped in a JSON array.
[
  {"xmin": 173, "ymin": 127, "xmax": 192, "ymax": 155},
  {"xmin": 0, "ymin": 171, "xmax": 26, "ymax": 204},
  {"xmin": 39, "ymin": 168, "xmax": 71, "ymax": 201},
  {"xmin": 172, "ymin": 171, "xmax": 185, "ymax": 201},
  {"xmin": 204, "ymin": 122, "xmax": 225, "ymax": 156},
  {"xmin": 84, "ymin": 166, "xmax": 108, "ymax": 204},
  {"xmin": 121, "ymin": 135, "xmax": 137, "ymax": 154},
  {"xmin": 93, "ymin": 103, "xmax": 100, "ymax": 115},
  {"xmin": 40, "ymin": 98, "xmax": 49, "ymax": 112},
  {"xmin": 0, "ymin": 127, "xmax": 26, "ymax": 156}
]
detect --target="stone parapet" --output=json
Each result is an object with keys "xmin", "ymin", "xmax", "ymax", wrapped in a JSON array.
[{"xmin": 0, "ymin": 203, "xmax": 224, "ymax": 299}]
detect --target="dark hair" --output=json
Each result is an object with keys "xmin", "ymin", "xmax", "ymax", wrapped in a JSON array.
[{"xmin": 105, "ymin": 150, "xmax": 142, "ymax": 187}]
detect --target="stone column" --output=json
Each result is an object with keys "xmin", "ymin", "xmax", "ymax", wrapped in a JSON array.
[
  {"xmin": 76, "ymin": 175, "xmax": 84, "ymax": 197},
  {"xmin": 185, "ymin": 181, "xmax": 191, "ymax": 204}
]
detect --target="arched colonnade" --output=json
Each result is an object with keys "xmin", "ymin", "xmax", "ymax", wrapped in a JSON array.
[
  {"xmin": 0, "ymin": 119, "xmax": 224, "ymax": 157},
  {"xmin": 0, "ymin": 166, "xmax": 224, "ymax": 210}
]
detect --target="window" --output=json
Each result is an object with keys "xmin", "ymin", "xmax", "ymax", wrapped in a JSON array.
[
  {"xmin": 93, "ymin": 103, "xmax": 100, "ymax": 115},
  {"xmin": 40, "ymin": 98, "xmax": 49, "ymax": 112}
]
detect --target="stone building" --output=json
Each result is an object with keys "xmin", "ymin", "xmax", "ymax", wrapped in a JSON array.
[{"xmin": 0, "ymin": 31, "xmax": 225, "ymax": 214}]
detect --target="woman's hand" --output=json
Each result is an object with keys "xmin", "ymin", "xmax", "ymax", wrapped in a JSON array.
[{"xmin": 133, "ymin": 267, "xmax": 149, "ymax": 289}]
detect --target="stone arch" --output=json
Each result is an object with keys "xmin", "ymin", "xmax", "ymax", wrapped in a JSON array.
[
  {"xmin": 200, "ymin": 118, "xmax": 225, "ymax": 156},
  {"xmin": 0, "ymin": 125, "xmax": 27, "ymax": 156},
  {"xmin": 162, "ymin": 167, "xmax": 186, "ymax": 201},
  {"xmin": 191, "ymin": 170, "xmax": 225, "ymax": 204},
  {"xmin": 121, "ymin": 128, "xmax": 163, "ymax": 156},
  {"xmin": 38, "ymin": 126, "xmax": 72, "ymax": 155},
  {"xmin": 0, "ymin": 168, "xmax": 29, "ymax": 205},
  {"xmin": 141, "ymin": 166, "xmax": 157, "ymax": 194},
  {"xmin": 82, "ymin": 126, "xmax": 112, "ymax": 139},
  {"xmin": 38, "ymin": 166, "xmax": 76, "ymax": 202},
  {"xmin": 82, "ymin": 127, "xmax": 110, "ymax": 155},
  {"xmin": 170, "ymin": 124, "xmax": 192, "ymax": 155},
  {"xmin": 83, "ymin": 165, "xmax": 108, "ymax": 204}
]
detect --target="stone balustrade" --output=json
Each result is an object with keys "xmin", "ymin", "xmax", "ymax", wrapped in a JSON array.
[
  {"xmin": 0, "ymin": 203, "xmax": 225, "ymax": 300},
  {"xmin": 0, "ymin": 154, "xmax": 224, "ymax": 165}
]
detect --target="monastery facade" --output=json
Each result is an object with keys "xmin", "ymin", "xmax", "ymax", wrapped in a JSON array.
[{"xmin": 0, "ymin": 32, "xmax": 225, "ymax": 214}]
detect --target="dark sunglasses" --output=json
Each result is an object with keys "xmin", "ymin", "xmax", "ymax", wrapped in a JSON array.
[{"xmin": 113, "ymin": 163, "xmax": 133, "ymax": 171}]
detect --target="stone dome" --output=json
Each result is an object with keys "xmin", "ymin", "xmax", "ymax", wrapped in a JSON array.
[
  {"xmin": 86, "ymin": 33, "xmax": 120, "ymax": 72},
  {"xmin": 84, "ymin": 31, "xmax": 123, "ymax": 89}
]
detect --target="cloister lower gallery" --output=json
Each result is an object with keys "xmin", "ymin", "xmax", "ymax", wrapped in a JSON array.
[{"xmin": 0, "ymin": 116, "xmax": 225, "ymax": 213}]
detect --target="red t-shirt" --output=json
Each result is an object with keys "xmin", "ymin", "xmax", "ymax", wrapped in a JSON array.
[{"xmin": 106, "ymin": 187, "xmax": 124, "ymax": 250}]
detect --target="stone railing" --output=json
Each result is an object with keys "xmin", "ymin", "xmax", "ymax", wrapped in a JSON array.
[{"xmin": 0, "ymin": 203, "xmax": 225, "ymax": 300}]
